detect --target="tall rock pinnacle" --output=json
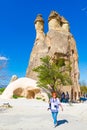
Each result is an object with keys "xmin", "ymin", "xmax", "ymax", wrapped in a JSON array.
[
  {"xmin": 26, "ymin": 11, "xmax": 80, "ymax": 101},
  {"xmin": 34, "ymin": 14, "xmax": 45, "ymax": 42}
]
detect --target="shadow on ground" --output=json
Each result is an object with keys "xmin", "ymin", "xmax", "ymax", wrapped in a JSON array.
[{"xmin": 57, "ymin": 119, "xmax": 68, "ymax": 126}]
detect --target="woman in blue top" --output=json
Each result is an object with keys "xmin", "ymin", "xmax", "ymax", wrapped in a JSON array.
[{"xmin": 48, "ymin": 91, "xmax": 63, "ymax": 127}]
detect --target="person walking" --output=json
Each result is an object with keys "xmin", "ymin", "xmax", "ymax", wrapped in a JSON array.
[{"xmin": 48, "ymin": 91, "xmax": 63, "ymax": 127}]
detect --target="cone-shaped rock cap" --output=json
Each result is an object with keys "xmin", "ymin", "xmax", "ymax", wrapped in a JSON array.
[
  {"xmin": 34, "ymin": 14, "xmax": 44, "ymax": 24},
  {"xmin": 48, "ymin": 11, "xmax": 60, "ymax": 22},
  {"xmin": 61, "ymin": 16, "xmax": 69, "ymax": 24}
]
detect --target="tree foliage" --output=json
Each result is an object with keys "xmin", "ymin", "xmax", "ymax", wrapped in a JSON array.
[
  {"xmin": 80, "ymin": 86, "xmax": 87, "ymax": 95},
  {"xmin": 33, "ymin": 55, "xmax": 72, "ymax": 91},
  {"xmin": 80, "ymin": 81, "xmax": 87, "ymax": 95}
]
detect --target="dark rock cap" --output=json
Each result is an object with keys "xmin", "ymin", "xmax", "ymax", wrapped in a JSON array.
[
  {"xmin": 48, "ymin": 11, "xmax": 61, "ymax": 22},
  {"xmin": 34, "ymin": 14, "xmax": 44, "ymax": 24}
]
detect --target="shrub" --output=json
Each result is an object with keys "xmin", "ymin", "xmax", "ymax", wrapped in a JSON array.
[{"xmin": 0, "ymin": 87, "xmax": 5, "ymax": 94}]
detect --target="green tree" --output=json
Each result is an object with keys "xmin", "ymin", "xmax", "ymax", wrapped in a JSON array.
[
  {"xmin": 33, "ymin": 55, "xmax": 72, "ymax": 91},
  {"xmin": 80, "ymin": 81, "xmax": 87, "ymax": 95}
]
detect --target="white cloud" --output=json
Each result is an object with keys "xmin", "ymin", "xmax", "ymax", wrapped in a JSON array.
[
  {"xmin": 81, "ymin": 7, "xmax": 87, "ymax": 11},
  {"xmin": 0, "ymin": 56, "xmax": 8, "ymax": 61},
  {"xmin": 81, "ymin": 7, "xmax": 87, "ymax": 13}
]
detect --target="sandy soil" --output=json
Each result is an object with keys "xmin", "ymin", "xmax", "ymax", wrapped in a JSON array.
[{"xmin": 0, "ymin": 98, "xmax": 87, "ymax": 130}]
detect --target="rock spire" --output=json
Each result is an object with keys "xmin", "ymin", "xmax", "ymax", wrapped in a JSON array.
[{"xmin": 26, "ymin": 11, "xmax": 80, "ymax": 101}]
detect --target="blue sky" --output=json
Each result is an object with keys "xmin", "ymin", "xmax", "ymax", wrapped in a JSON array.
[{"xmin": 0, "ymin": 0, "xmax": 87, "ymax": 85}]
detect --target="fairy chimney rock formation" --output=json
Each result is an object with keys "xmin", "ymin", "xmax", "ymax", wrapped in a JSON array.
[
  {"xmin": 48, "ymin": 11, "xmax": 70, "ymax": 32},
  {"xmin": 61, "ymin": 16, "xmax": 70, "ymax": 32},
  {"xmin": 34, "ymin": 14, "xmax": 45, "ymax": 41},
  {"xmin": 48, "ymin": 11, "xmax": 61, "ymax": 30},
  {"xmin": 26, "ymin": 11, "xmax": 80, "ymax": 100}
]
